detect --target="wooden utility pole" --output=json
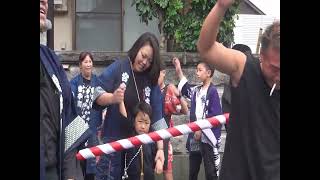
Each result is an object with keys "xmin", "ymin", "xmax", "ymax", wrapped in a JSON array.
[
  {"xmin": 256, "ymin": 28, "xmax": 263, "ymax": 54},
  {"xmin": 47, "ymin": 0, "xmax": 54, "ymax": 49}
]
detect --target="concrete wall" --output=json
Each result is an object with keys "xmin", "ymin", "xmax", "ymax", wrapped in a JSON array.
[{"xmin": 123, "ymin": 0, "xmax": 160, "ymax": 51}]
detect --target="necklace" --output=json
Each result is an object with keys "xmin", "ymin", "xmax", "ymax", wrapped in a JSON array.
[
  {"xmin": 160, "ymin": 84, "xmax": 166, "ymax": 92},
  {"xmin": 129, "ymin": 57, "xmax": 141, "ymax": 102},
  {"xmin": 122, "ymin": 145, "xmax": 143, "ymax": 180}
]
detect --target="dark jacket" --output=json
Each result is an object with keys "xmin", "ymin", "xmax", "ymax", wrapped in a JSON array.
[{"xmin": 40, "ymin": 44, "xmax": 90, "ymax": 180}]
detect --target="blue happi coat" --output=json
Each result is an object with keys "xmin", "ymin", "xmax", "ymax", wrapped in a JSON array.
[
  {"xmin": 178, "ymin": 77, "xmax": 222, "ymax": 175},
  {"xmin": 93, "ymin": 57, "xmax": 167, "ymax": 141},
  {"xmin": 70, "ymin": 74, "xmax": 102, "ymax": 133},
  {"xmin": 179, "ymin": 80, "xmax": 222, "ymax": 150},
  {"xmin": 70, "ymin": 74, "xmax": 102, "ymax": 174}
]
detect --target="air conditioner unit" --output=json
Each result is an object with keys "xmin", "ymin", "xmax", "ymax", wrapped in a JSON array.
[
  {"xmin": 54, "ymin": 0, "xmax": 63, "ymax": 5},
  {"xmin": 54, "ymin": 0, "xmax": 68, "ymax": 12}
]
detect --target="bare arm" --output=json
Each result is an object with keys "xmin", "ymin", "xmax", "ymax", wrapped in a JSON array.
[
  {"xmin": 96, "ymin": 92, "xmax": 116, "ymax": 105},
  {"xmin": 197, "ymin": 0, "xmax": 246, "ymax": 87},
  {"xmin": 155, "ymin": 140, "xmax": 164, "ymax": 169},
  {"xmin": 118, "ymin": 83, "xmax": 127, "ymax": 117},
  {"xmin": 172, "ymin": 57, "xmax": 185, "ymax": 80},
  {"xmin": 96, "ymin": 84, "xmax": 125, "ymax": 106},
  {"xmin": 119, "ymin": 101, "xmax": 127, "ymax": 118},
  {"xmin": 154, "ymin": 140, "xmax": 164, "ymax": 174},
  {"xmin": 154, "ymin": 158, "xmax": 164, "ymax": 174}
]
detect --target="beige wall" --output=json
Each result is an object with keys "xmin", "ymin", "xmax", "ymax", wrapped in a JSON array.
[
  {"xmin": 53, "ymin": 0, "xmax": 160, "ymax": 51},
  {"xmin": 54, "ymin": 0, "xmax": 74, "ymax": 51}
]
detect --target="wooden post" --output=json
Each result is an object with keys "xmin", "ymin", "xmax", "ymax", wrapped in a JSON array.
[
  {"xmin": 47, "ymin": 0, "xmax": 54, "ymax": 49},
  {"xmin": 256, "ymin": 28, "xmax": 263, "ymax": 54}
]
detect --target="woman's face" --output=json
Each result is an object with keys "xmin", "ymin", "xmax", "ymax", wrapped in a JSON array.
[
  {"xmin": 80, "ymin": 55, "xmax": 93, "ymax": 78},
  {"xmin": 132, "ymin": 43, "xmax": 153, "ymax": 72}
]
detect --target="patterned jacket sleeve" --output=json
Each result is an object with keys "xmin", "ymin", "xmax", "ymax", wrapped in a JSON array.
[{"xmin": 177, "ymin": 76, "xmax": 197, "ymax": 100}]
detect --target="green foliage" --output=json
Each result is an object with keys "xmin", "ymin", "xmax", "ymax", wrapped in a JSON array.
[
  {"xmin": 175, "ymin": 0, "xmax": 240, "ymax": 51},
  {"xmin": 132, "ymin": 0, "xmax": 183, "ymax": 36},
  {"xmin": 132, "ymin": 0, "xmax": 240, "ymax": 52}
]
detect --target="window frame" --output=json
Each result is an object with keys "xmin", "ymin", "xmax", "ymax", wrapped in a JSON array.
[{"xmin": 73, "ymin": 0, "xmax": 124, "ymax": 51}]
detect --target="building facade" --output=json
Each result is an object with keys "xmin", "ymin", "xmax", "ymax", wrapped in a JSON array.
[
  {"xmin": 52, "ymin": 0, "xmax": 160, "ymax": 51},
  {"xmin": 50, "ymin": 0, "xmax": 277, "ymax": 52}
]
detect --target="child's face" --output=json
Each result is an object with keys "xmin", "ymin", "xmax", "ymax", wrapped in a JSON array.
[
  {"xmin": 134, "ymin": 111, "xmax": 151, "ymax": 134},
  {"xmin": 196, "ymin": 63, "xmax": 211, "ymax": 82}
]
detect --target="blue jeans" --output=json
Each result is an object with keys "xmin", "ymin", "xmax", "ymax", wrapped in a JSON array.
[{"xmin": 96, "ymin": 137, "xmax": 123, "ymax": 180}]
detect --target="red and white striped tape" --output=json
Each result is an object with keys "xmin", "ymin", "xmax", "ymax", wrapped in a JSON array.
[{"xmin": 76, "ymin": 113, "xmax": 229, "ymax": 160}]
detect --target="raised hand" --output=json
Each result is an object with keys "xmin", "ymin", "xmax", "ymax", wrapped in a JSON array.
[
  {"xmin": 154, "ymin": 158, "xmax": 163, "ymax": 174},
  {"xmin": 172, "ymin": 57, "xmax": 184, "ymax": 80}
]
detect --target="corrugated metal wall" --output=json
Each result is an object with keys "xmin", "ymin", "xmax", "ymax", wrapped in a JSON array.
[{"xmin": 233, "ymin": 14, "xmax": 277, "ymax": 53}]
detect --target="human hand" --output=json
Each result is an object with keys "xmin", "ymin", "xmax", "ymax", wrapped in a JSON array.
[
  {"xmin": 119, "ymin": 82, "xmax": 126, "ymax": 92},
  {"xmin": 154, "ymin": 149, "xmax": 165, "ymax": 166},
  {"xmin": 172, "ymin": 57, "xmax": 181, "ymax": 69},
  {"xmin": 194, "ymin": 131, "xmax": 202, "ymax": 141},
  {"xmin": 112, "ymin": 83, "xmax": 126, "ymax": 104},
  {"xmin": 154, "ymin": 158, "xmax": 163, "ymax": 174},
  {"xmin": 172, "ymin": 57, "xmax": 183, "ymax": 79},
  {"xmin": 96, "ymin": 155, "xmax": 100, "ymax": 163}
]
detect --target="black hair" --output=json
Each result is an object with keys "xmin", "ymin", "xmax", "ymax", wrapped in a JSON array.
[
  {"xmin": 133, "ymin": 102, "xmax": 152, "ymax": 120},
  {"xmin": 232, "ymin": 44, "xmax": 252, "ymax": 54},
  {"xmin": 78, "ymin": 51, "xmax": 94, "ymax": 64},
  {"xmin": 128, "ymin": 32, "xmax": 161, "ymax": 85},
  {"xmin": 198, "ymin": 61, "xmax": 215, "ymax": 77}
]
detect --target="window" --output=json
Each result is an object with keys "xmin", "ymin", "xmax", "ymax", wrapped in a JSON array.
[{"xmin": 75, "ymin": 0, "xmax": 122, "ymax": 51}]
